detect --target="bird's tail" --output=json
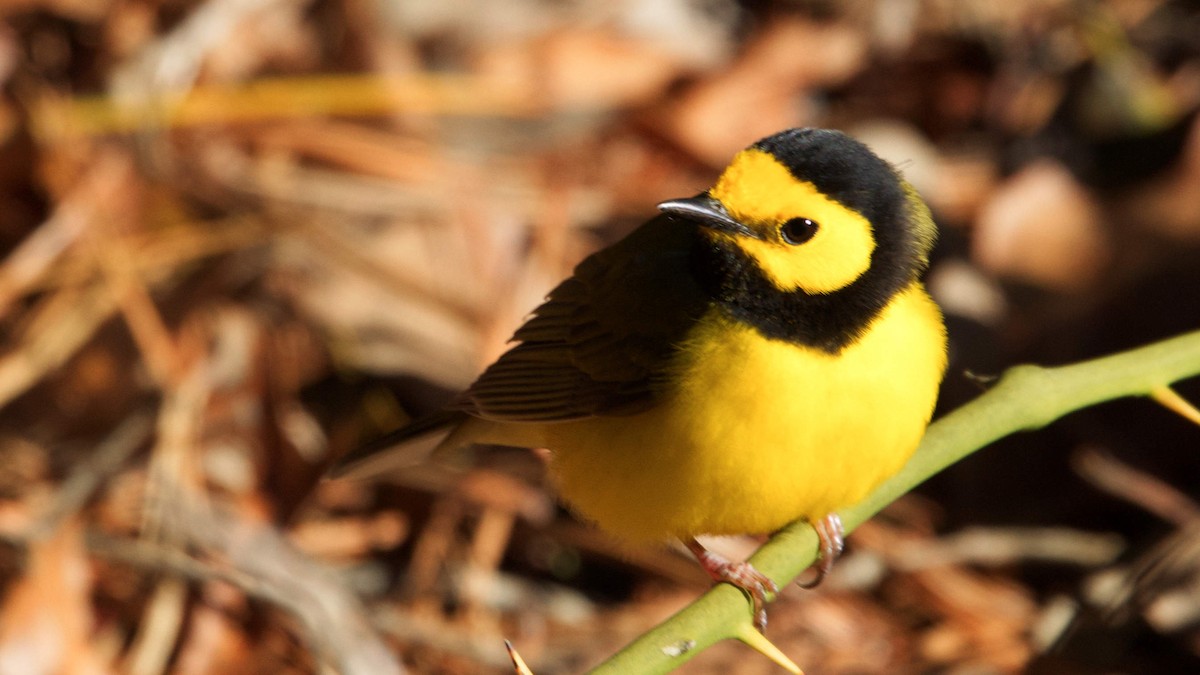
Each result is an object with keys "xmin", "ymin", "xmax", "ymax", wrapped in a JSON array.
[{"xmin": 329, "ymin": 409, "xmax": 466, "ymax": 479}]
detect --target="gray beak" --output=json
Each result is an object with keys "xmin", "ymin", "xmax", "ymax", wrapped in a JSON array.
[{"xmin": 657, "ymin": 195, "xmax": 755, "ymax": 238}]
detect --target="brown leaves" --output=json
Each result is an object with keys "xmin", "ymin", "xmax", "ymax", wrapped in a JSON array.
[
  {"xmin": 2, "ymin": 0, "xmax": 1199, "ymax": 672},
  {"xmin": 0, "ymin": 520, "xmax": 109, "ymax": 675},
  {"xmin": 973, "ymin": 159, "xmax": 1110, "ymax": 292}
]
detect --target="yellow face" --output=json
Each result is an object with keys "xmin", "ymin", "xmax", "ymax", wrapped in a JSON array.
[{"xmin": 708, "ymin": 148, "xmax": 877, "ymax": 294}]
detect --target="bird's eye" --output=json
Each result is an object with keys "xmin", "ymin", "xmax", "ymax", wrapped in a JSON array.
[{"xmin": 780, "ymin": 218, "xmax": 819, "ymax": 245}]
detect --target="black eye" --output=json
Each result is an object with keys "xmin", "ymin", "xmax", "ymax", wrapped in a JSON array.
[{"xmin": 780, "ymin": 218, "xmax": 819, "ymax": 245}]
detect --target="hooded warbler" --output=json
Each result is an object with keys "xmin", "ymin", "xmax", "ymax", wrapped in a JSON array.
[{"xmin": 335, "ymin": 128, "xmax": 948, "ymax": 630}]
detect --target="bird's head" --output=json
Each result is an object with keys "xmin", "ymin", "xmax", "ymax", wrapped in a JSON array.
[{"xmin": 658, "ymin": 128, "xmax": 937, "ymax": 350}]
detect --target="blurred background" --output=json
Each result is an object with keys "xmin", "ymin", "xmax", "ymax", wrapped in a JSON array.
[{"xmin": 1, "ymin": 0, "xmax": 1199, "ymax": 672}]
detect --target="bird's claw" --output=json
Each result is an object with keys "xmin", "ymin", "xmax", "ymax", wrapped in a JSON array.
[
  {"xmin": 797, "ymin": 512, "xmax": 845, "ymax": 589},
  {"xmin": 686, "ymin": 538, "xmax": 779, "ymax": 632}
]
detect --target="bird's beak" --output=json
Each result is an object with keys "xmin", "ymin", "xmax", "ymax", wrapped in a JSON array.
[{"xmin": 657, "ymin": 195, "xmax": 756, "ymax": 238}]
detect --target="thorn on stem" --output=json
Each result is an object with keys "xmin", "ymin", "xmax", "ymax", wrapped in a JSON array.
[
  {"xmin": 735, "ymin": 622, "xmax": 806, "ymax": 674},
  {"xmin": 1149, "ymin": 386, "xmax": 1200, "ymax": 427},
  {"xmin": 505, "ymin": 640, "xmax": 534, "ymax": 675}
]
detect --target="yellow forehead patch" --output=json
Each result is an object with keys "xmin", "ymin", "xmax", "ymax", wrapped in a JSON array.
[{"xmin": 709, "ymin": 148, "xmax": 876, "ymax": 294}]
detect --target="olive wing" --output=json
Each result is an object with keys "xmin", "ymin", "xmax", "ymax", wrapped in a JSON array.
[{"xmin": 454, "ymin": 216, "xmax": 710, "ymax": 422}]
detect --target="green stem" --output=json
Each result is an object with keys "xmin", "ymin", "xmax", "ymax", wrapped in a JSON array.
[{"xmin": 590, "ymin": 328, "xmax": 1200, "ymax": 674}]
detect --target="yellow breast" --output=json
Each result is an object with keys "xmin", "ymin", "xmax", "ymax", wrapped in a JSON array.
[{"xmin": 538, "ymin": 282, "xmax": 947, "ymax": 542}]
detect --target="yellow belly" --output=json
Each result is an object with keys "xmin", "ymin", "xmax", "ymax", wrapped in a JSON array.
[{"xmin": 519, "ymin": 283, "xmax": 946, "ymax": 542}]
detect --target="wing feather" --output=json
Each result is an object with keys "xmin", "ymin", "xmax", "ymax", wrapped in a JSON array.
[{"xmin": 453, "ymin": 216, "xmax": 710, "ymax": 422}]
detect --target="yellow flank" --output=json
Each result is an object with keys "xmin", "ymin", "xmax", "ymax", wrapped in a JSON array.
[
  {"xmin": 709, "ymin": 148, "xmax": 876, "ymax": 294},
  {"xmin": 540, "ymin": 282, "xmax": 948, "ymax": 542}
]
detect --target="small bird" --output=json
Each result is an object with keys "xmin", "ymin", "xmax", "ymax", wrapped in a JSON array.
[{"xmin": 335, "ymin": 128, "xmax": 948, "ymax": 630}]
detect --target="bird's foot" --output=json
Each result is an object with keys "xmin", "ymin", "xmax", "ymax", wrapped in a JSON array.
[
  {"xmin": 686, "ymin": 538, "xmax": 779, "ymax": 632},
  {"xmin": 796, "ymin": 512, "xmax": 845, "ymax": 589}
]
